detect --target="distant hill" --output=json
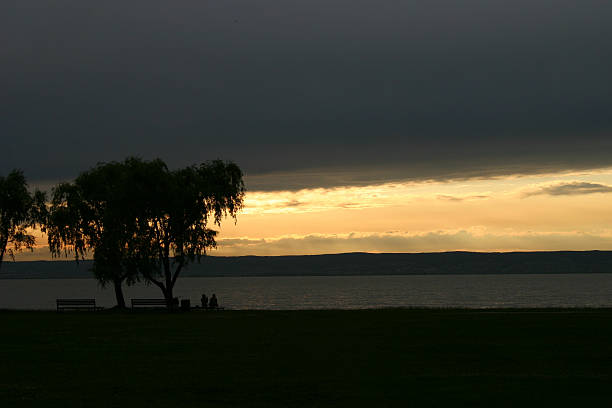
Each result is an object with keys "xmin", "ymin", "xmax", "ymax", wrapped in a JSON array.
[{"xmin": 1, "ymin": 251, "xmax": 612, "ymax": 279}]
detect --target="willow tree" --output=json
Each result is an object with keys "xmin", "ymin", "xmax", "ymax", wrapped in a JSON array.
[
  {"xmin": 134, "ymin": 160, "xmax": 245, "ymax": 307},
  {"xmin": 46, "ymin": 158, "xmax": 244, "ymax": 308},
  {"xmin": 45, "ymin": 159, "xmax": 161, "ymax": 308},
  {"xmin": 0, "ymin": 170, "xmax": 46, "ymax": 272}
]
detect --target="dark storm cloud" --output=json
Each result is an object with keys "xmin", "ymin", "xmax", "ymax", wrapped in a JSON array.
[
  {"xmin": 524, "ymin": 182, "xmax": 612, "ymax": 197},
  {"xmin": 2, "ymin": 1, "xmax": 612, "ymax": 190}
]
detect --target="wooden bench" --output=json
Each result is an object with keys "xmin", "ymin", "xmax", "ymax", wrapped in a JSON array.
[
  {"xmin": 131, "ymin": 299, "xmax": 168, "ymax": 309},
  {"xmin": 56, "ymin": 299, "xmax": 97, "ymax": 312}
]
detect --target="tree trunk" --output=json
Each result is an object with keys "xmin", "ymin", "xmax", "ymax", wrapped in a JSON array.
[
  {"xmin": 113, "ymin": 279, "xmax": 127, "ymax": 309},
  {"xmin": 163, "ymin": 253, "xmax": 175, "ymax": 309},
  {"xmin": 164, "ymin": 286, "xmax": 174, "ymax": 310},
  {"xmin": 0, "ymin": 237, "xmax": 6, "ymax": 273}
]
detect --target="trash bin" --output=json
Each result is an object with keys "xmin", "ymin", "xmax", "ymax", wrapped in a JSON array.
[{"xmin": 180, "ymin": 299, "xmax": 191, "ymax": 311}]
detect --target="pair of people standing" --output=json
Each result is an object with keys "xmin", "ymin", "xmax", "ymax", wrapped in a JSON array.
[{"xmin": 200, "ymin": 293, "xmax": 218, "ymax": 309}]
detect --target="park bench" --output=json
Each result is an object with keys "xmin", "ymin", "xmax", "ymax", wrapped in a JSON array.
[
  {"xmin": 131, "ymin": 298, "xmax": 168, "ymax": 309},
  {"xmin": 56, "ymin": 299, "xmax": 97, "ymax": 312}
]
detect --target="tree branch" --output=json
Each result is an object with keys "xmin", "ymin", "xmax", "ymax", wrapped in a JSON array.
[
  {"xmin": 170, "ymin": 261, "xmax": 184, "ymax": 288},
  {"xmin": 144, "ymin": 273, "xmax": 165, "ymax": 291}
]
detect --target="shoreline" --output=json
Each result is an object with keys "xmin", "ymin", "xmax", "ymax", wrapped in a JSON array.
[{"xmin": 4, "ymin": 250, "xmax": 612, "ymax": 279}]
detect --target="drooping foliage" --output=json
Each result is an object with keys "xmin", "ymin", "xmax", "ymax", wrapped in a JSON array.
[
  {"xmin": 45, "ymin": 157, "xmax": 245, "ymax": 308},
  {"xmin": 45, "ymin": 159, "xmax": 167, "ymax": 307},
  {"xmin": 0, "ymin": 170, "xmax": 46, "ymax": 271},
  {"xmin": 132, "ymin": 160, "xmax": 245, "ymax": 305}
]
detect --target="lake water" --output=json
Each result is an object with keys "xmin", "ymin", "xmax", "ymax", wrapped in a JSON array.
[{"xmin": 2, "ymin": 274, "xmax": 612, "ymax": 310}]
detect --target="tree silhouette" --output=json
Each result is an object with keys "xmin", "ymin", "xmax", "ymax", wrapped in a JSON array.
[
  {"xmin": 132, "ymin": 160, "xmax": 245, "ymax": 307},
  {"xmin": 0, "ymin": 170, "xmax": 46, "ymax": 272},
  {"xmin": 45, "ymin": 157, "xmax": 244, "ymax": 309},
  {"xmin": 45, "ymin": 160, "xmax": 155, "ymax": 308}
]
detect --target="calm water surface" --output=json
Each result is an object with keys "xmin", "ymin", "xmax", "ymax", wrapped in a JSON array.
[{"xmin": 1, "ymin": 274, "xmax": 612, "ymax": 310}]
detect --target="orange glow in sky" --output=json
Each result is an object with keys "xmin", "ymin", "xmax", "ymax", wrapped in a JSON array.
[{"xmin": 15, "ymin": 168, "xmax": 612, "ymax": 261}]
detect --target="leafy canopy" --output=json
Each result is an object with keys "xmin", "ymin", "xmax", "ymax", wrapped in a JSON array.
[
  {"xmin": 132, "ymin": 160, "xmax": 245, "ymax": 298},
  {"xmin": 0, "ymin": 170, "xmax": 46, "ymax": 267},
  {"xmin": 45, "ymin": 157, "xmax": 245, "ymax": 303},
  {"xmin": 45, "ymin": 158, "xmax": 169, "ymax": 287}
]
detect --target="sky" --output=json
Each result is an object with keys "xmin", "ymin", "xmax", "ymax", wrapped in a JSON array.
[{"xmin": 2, "ymin": 1, "xmax": 612, "ymax": 259}]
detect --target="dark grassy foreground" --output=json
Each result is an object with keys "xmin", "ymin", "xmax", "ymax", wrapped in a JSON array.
[{"xmin": 1, "ymin": 309, "xmax": 611, "ymax": 407}]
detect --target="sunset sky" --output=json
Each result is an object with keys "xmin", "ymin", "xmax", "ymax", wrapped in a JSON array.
[{"xmin": 3, "ymin": 1, "xmax": 612, "ymax": 259}]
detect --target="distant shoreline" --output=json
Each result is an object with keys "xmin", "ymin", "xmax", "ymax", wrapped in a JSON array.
[{"xmin": 2, "ymin": 250, "xmax": 612, "ymax": 279}]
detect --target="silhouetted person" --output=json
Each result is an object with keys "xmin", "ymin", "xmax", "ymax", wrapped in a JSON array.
[
  {"xmin": 209, "ymin": 294, "xmax": 218, "ymax": 309},
  {"xmin": 201, "ymin": 294, "xmax": 208, "ymax": 309}
]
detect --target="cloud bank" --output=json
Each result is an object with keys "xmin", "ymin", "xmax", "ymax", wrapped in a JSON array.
[
  {"xmin": 523, "ymin": 182, "xmax": 612, "ymax": 197},
  {"xmin": 15, "ymin": 230, "xmax": 612, "ymax": 261},
  {"xmin": 214, "ymin": 231, "xmax": 612, "ymax": 256},
  {"xmin": 2, "ymin": 1, "xmax": 612, "ymax": 190}
]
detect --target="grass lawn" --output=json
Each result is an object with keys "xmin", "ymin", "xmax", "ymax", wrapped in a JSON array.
[{"xmin": 1, "ymin": 309, "xmax": 611, "ymax": 407}]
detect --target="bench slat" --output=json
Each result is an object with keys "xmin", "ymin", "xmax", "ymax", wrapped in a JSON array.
[
  {"xmin": 56, "ymin": 299, "xmax": 97, "ymax": 311},
  {"xmin": 131, "ymin": 299, "xmax": 168, "ymax": 308}
]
